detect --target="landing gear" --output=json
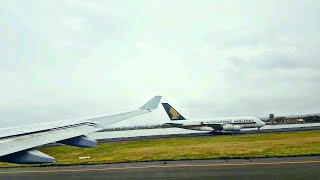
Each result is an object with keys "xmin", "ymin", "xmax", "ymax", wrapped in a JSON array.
[
  {"xmin": 258, "ymin": 127, "xmax": 261, "ymax": 131},
  {"xmin": 209, "ymin": 131, "xmax": 223, "ymax": 135},
  {"xmin": 216, "ymin": 131, "xmax": 223, "ymax": 135}
]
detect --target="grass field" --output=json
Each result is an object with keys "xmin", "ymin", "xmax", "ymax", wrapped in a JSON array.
[{"xmin": 1, "ymin": 130, "xmax": 320, "ymax": 168}]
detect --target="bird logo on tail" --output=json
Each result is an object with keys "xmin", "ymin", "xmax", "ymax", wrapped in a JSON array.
[{"xmin": 169, "ymin": 107, "xmax": 180, "ymax": 120}]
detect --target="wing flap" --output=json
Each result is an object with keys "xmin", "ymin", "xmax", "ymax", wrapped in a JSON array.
[{"xmin": 0, "ymin": 120, "xmax": 84, "ymax": 139}]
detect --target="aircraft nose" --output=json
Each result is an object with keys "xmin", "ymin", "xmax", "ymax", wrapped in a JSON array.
[{"xmin": 261, "ymin": 121, "xmax": 266, "ymax": 126}]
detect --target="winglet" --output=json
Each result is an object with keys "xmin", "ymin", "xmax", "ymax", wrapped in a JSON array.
[{"xmin": 140, "ymin": 96, "xmax": 162, "ymax": 110}]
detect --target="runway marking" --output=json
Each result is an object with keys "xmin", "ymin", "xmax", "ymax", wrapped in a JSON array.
[{"xmin": 1, "ymin": 160, "xmax": 320, "ymax": 174}]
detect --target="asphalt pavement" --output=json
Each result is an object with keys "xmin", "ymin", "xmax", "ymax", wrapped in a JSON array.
[{"xmin": 1, "ymin": 156, "xmax": 320, "ymax": 179}]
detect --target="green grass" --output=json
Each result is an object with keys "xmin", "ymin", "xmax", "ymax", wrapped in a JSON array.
[{"xmin": 1, "ymin": 130, "xmax": 320, "ymax": 168}]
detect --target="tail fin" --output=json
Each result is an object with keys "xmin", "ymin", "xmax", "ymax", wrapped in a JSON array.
[{"xmin": 161, "ymin": 103, "xmax": 186, "ymax": 120}]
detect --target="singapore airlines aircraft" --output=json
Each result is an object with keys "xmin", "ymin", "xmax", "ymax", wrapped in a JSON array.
[
  {"xmin": 0, "ymin": 96, "xmax": 161, "ymax": 164},
  {"xmin": 162, "ymin": 103, "xmax": 265, "ymax": 132}
]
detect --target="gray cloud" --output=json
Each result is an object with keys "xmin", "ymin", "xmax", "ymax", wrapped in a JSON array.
[
  {"xmin": 228, "ymin": 50, "xmax": 320, "ymax": 70},
  {"xmin": 0, "ymin": 0, "xmax": 320, "ymax": 127}
]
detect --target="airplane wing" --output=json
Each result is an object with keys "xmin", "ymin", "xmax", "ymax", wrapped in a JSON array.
[
  {"xmin": 0, "ymin": 96, "xmax": 161, "ymax": 164},
  {"xmin": 165, "ymin": 123, "xmax": 184, "ymax": 127},
  {"xmin": 205, "ymin": 124, "xmax": 223, "ymax": 130}
]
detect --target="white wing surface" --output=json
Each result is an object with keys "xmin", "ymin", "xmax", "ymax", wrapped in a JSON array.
[{"xmin": 0, "ymin": 96, "xmax": 161, "ymax": 164}]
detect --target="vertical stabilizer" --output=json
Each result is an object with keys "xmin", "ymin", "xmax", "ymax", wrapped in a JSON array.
[{"xmin": 161, "ymin": 103, "xmax": 186, "ymax": 120}]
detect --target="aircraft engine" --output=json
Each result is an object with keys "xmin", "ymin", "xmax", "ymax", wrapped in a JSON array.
[
  {"xmin": 0, "ymin": 150, "xmax": 55, "ymax": 164},
  {"xmin": 59, "ymin": 136, "xmax": 97, "ymax": 147},
  {"xmin": 198, "ymin": 127, "xmax": 215, "ymax": 131},
  {"xmin": 222, "ymin": 124, "xmax": 241, "ymax": 131}
]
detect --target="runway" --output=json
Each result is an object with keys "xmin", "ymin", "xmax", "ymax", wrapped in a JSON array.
[
  {"xmin": 96, "ymin": 125, "xmax": 320, "ymax": 143},
  {"xmin": 1, "ymin": 156, "xmax": 320, "ymax": 179}
]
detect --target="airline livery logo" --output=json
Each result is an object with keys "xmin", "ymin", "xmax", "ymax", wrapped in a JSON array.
[{"xmin": 169, "ymin": 107, "xmax": 180, "ymax": 120}]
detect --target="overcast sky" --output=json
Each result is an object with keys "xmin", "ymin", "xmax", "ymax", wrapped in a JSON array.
[{"xmin": 1, "ymin": 0, "xmax": 319, "ymax": 127}]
